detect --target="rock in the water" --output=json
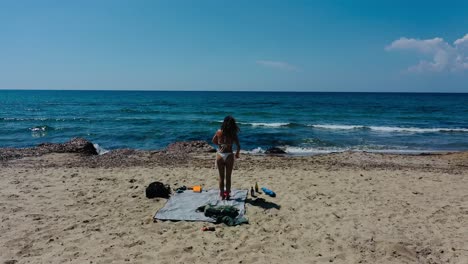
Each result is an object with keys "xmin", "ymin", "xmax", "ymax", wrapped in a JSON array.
[
  {"xmin": 37, "ymin": 137, "xmax": 98, "ymax": 155},
  {"xmin": 265, "ymin": 147, "xmax": 286, "ymax": 154},
  {"xmin": 166, "ymin": 141, "xmax": 215, "ymax": 154}
]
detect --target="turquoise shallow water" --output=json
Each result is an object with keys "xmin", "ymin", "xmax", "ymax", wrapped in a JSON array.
[{"xmin": 1, "ymin": 90, "xmax": 468, "ymax": 154}]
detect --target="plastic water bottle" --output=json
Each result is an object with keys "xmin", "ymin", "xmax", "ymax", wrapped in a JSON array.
[{"xmin": 261, "ymin": 187, "xmax": 276, "ymax": 197}]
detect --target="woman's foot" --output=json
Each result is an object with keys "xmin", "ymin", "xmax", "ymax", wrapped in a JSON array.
[
  {"xmin": 220, "ymin": 191, "xmax": 225, "ymax": 200},
  {"xmin": 224, "ymin": 191, "xmax": 230, "ymax": 200}
]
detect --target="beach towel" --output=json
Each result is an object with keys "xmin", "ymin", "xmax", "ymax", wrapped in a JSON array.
[{"xmin": 154, "ymin": 189, "xmax": 248, "ymax": 223}]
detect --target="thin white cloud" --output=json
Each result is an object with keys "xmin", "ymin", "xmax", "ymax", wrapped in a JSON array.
[
  {"xmin": 256, "ymin": 60, "xmax": 301, "ymax": 72},
  {"xmin": 386, "ymin": 33, "xmax": 468, "ymax": 72}
]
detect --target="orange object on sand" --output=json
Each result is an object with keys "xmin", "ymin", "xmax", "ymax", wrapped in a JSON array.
[{"xmin": 193, "ymin": 185, "xmax": 202, "ymax": 192}]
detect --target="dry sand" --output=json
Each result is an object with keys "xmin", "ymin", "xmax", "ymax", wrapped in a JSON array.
[{"xmin": 1, "ymin": 151, "xmax": 468, "ymax": 264}]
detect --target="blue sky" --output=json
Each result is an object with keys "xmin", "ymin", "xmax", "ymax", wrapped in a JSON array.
[{"xmin": 1, "ymin": 0, "xmax": 467, "ymax": 92}]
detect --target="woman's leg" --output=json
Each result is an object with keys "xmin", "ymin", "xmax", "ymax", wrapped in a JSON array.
[
  {"xmin": 225, "ymin": 154, "xmax": 234, "ymax": 195},
  {"xmin": 216, "ymin": 155, "xmax": 225, "ymax": 197}
]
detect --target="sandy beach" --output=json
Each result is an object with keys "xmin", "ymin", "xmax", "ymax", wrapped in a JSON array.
[
  {"xmin": 2, "ymin": 1, "xmax": 468, "ymax": 263},
  {"xmin": 1, "ymin": 143, "xmax": 468, "ymax": 264}
]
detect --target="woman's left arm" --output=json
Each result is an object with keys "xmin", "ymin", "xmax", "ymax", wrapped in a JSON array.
[{"xmin": 235, "ymin": 135, "xmax": 241, "ymax": 158}]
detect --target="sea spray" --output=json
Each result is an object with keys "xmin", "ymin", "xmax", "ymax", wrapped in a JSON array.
[{"xmin": 93, "ymin": 144, "xmax": 109, "ymax": 155}]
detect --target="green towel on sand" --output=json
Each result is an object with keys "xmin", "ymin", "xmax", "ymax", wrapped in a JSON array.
[{"xmin": 196, "ymin": 204, "xmax": 248, "ymax": 226}]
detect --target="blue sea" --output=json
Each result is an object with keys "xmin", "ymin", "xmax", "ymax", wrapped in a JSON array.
[{"xmin": 1, "ymin": 90, "xmax": 468, "ymax": 155}]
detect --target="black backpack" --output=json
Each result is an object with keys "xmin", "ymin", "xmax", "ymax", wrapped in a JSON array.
[{"xmin": 146, "ymin": 182, "xmax": 171, "ymax": 198}]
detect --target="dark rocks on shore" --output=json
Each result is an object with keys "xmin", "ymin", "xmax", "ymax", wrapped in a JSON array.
[
  {"xmin": 0, "ymin": 138, "xmax": 217, "ymax": 167},
  {"xmin": 265, "ymin": 147, "xmax": 287, "ymax": 154},
  {"xmin": 166, "ymin": 141, "xmax": 215, "ymax": 154},
  {"xmin": 0, "ymin": 148, "xmax": 23, "ymax": 162},
  {"xmin": 37, "ymin": 137, "xmax": 98, "ymax": 155},
  {"xmin": 0, "ymin": 138, "xmax": 97, "ymax": 162},
  {"xmin": 83, "ymin": 140, "xmax": 216, "ymax": 168}
]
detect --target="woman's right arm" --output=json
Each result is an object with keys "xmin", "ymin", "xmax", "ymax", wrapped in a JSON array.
[{"xmin": 212, "ymin": 130, "xmax": 219, "ymax": 145}]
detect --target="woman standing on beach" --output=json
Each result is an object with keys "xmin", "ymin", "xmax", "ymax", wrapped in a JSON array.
[{"xmin": 212, "ymin": 116, "xmax": 241, "ymax": 200}]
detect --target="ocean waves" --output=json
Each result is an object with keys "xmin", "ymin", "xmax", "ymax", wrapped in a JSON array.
[
  {"xmin": 2, "ymin": 91, "xmax": 468, "ymax": 153},
  {"xmin": 309, "ymin": 124, "xmax": 468, "ymax": 133},
  {"xmin": 240, "ymin": 122, "xmax": 291, "ymax": 127},
  {"xmin": 238, "ymin": 122, "xmax": 468, "ymax": 133},
  {"xmin": 29, "ymin": 125, "xmax": 54, "ymax": 132},
  {"xmin": 1, "ymin": 117, "xmax": 89, "ymax": 122},
  {"xmin": 244, "ymin": 146, "xmax": 449, "ymax": 155}
]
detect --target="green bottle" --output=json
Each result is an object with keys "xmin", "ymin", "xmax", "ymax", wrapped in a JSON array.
[{"xmin": 255, "ymin": 182, "xmax": 259, "ymax": 193}]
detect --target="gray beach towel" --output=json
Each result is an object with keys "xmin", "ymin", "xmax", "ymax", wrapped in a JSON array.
[{"xmin": 154, "ymin": 189, "xmax": 248, "ymax": 223}]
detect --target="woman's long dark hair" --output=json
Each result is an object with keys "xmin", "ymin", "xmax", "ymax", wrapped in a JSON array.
[{"xmin": 221, "ymin": 116, "xmax": 240, "ymax": 139}]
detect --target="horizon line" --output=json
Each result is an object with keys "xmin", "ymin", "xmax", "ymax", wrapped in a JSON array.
[{"xmin": 0, "ymin": 88, "xmax": 467, "ymax": 94}]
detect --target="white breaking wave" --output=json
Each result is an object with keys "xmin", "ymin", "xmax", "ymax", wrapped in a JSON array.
[
  {"xmin": 93, "ymin": 143, "xmax": 110, "ymax": 155},
  {"xmin": 310, "ymin": 124, "xmax": 365, "ymax": 130},
  {"xmin": 368, "ymin": 126, "xmax": 468, "ymax": 133},
  {"xmin": 310, "ymin": 124, "xmax": 468, "ymax": 133},
  {"xmin": 244, "ymin": 146, "xmax": 456, "ymax": 156},
  {"xmin": 283, "ymin": 146, "xmax": 452, "ymax": 155},
  {"xmin": 30, "ymin": 127, "xmax": 46, "ymax": 132},
  {"xmin": 244, "ymin": 146, "xmax": 345, "ymax": 155},
  {"xmin": 240, "ymin": 122, "xmax": 290, "ymax": 127},
  {"xmin": 284, "ymin": 146, "xmax": 342, "ymax": 154},
  {"xmin": 243, "ymin": 147, "xmax": 265, "ymax": 154}
]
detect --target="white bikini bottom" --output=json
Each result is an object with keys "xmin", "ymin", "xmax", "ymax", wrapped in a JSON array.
[{"xmin": 217, "ymin": 152, "xmax": 233, "ymax": 161}]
